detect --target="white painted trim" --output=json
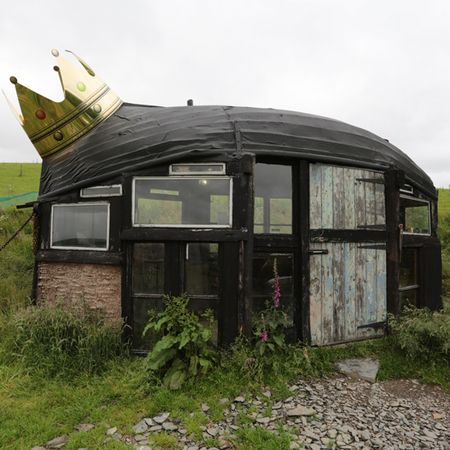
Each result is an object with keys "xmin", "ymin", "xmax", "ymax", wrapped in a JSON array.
[
  {"xmin": 50, "ymin": 202, "xmax": 110, "ymax": 251},
  {"xmin": 132, "ymin": 176, "xmax": 233, "ymax": 228},
  {"xmin": 80, "ymin": 184, "xmax": 122, "ymax": 198}
]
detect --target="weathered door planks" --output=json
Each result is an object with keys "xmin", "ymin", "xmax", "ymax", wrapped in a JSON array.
[{"xmin": 309, "ymin": 163, "xmax": 387, "ymax": 345}]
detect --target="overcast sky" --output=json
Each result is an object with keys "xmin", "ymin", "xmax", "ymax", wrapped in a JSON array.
[{"xmin": 1, "ymin": 0, "xmax": 449, "ymax": 187}]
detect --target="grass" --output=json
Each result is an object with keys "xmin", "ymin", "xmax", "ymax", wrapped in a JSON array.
[
  {"xmin": 0, "ymin": 163, "xmax": 41, "ymax": 204},
  {"xmin": 0, "ymin": 208, "xmax": 34, "ymax": 311},
  {"xmin": 0, "ymin": 335, "xmax": 448, "ymax": 449},
  {"xmin": 438, "ymin": 188, "xmax": 450, "ymax": 218},
  {"xmin": 0, "ymin": 171, "xmax": 448, "ymax": 449}
]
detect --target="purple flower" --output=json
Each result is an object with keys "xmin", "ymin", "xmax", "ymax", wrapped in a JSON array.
[
  {"xmin": 260, "ymin": 329, "xmax": 268, "ymax": 342},
  {"xmin": 272, "ymin": 259, "xmax": 281, "ymax": 308}
]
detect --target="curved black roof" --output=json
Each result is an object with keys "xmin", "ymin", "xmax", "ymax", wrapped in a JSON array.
[{"xmin": 40, "ymin": 103, "xmax": 436, "ymax": 198}]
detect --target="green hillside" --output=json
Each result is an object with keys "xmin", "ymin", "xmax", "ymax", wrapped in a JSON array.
[
  {"xmin": 0, "ymin": 163, "xmax": 41, "ymax": 208},
  {"xmin": 438, "ymin": 188, "xmax": 450, "ymax": 218}
]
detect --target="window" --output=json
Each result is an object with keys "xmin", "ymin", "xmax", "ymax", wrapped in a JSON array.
[
  {"xmin": 399, "ymin": 248, "xmax": 419, "ymax": 308},
  {"xmin": 51, "ymin": 203, "xmax": 109, "ymax": 250},
  {"xmin": 254, "ymin": 164, "xmax": 292, "ymax": 234},
  {"xmin": 133, "ymin": 177, "xmax": 232, "ymax": 227},
  {"xmin": 132, "ymin": 243, "xmax": 165, "ymax": 295},
  {"xmin": 80, "ymin": 184, "xmax": 122, "ymax": 198},
  {"xmin": 252, "ymin": 253, "xmax": 294, "ymax": 326},
  {"xmin": 185, "ymin": 243, "xmax": 219, "ymax": 344},
  {"xmin": 400, "ymin": 195, "xmax": 430, "ymax": 235},
  {"xmin": 170, "ymin": 163, "xmax": 225, "ymax": 175},
  {"xmin": 185, "ymin": 243, "xmax": 219, "ymax": 296}
]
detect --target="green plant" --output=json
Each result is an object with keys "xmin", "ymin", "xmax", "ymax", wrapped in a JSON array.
[
  {"xmin": 253, "ymin": 259, "xmax": 291, "ymax": 357},
  {"xmin": 143, "ymin": 295, "xmax": 218, "ymax": 390},
  {"xmin": 0, "ymin": 305, "xmax": 128, "ymax": 377},
  {"xmin": 387, "ymin": 307, "xmax": 450, "ymax": 362}
]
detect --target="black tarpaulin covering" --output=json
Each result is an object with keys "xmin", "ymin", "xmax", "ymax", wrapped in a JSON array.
[{"xmin": 39, "ymin": 103, "xmax": 436, "ymax": 198}]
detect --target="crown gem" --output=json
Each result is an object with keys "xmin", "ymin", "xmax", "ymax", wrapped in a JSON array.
[
  {"xmin": 51, "ymin": 49, "xmax": 60, "ymax": 57},
  {"xmin": 53, "ymin": 131, "xmax": 64, "ymax": 141},
  {"xmin": 76, "ymin": 82, "xmax": 86, "ymax": 92},
  {"xmin": 93, "ymin": 104, "xmax": 102, "ymax": 113},
  {"xmin": 35, "ymin": 109, "xmax": 46, "ymax": 120}
]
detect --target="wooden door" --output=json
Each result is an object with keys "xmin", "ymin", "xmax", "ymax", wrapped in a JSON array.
[{"xmin": 308, "ymin": 164, "xmax": 387, "ymax": 345}]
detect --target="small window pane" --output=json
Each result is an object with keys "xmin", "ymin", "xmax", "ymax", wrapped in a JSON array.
[
  {"xmin": 254, "ymin": 164, "xmax": 292, "ymax": 234},
  {"xmin": 81, "ymin": 185, "xmax": 122, "ymax": 197},
  {"xmin": 185, "ymin": 243, "xmax": 219, "ymax": 296},
  {"xmin": 132, "ymin": 243, "xmax": 165, "ymax": 294},
  {"xmin": 134, "ymin": 177, "xmax": 231, "ymax": 227},
  {"xmin": 51, "ymin": 203, "xmax": 108, "ymax": 250},
  {"xmin": 400, "ymin": 196, "xmax": 430, "ymax": 234},
  {"xmin": 399, "ymin": 248, "xmax": 417, "ymax": 288},
  {"xmin": 252, "ymin": 253, "xmax": 294, "ymax": 326},
  {"xmin": 170, "ymin": 163, "xmax": 225, "ymax": 175},
  {"xmin": 132, "ymin": 297, "xmax": 163, "ymax": 350}
]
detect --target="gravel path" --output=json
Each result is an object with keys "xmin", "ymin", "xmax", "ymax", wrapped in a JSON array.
[{"xmin": 39, "ymin": 377, "xmax": 450, "ymax": 450}]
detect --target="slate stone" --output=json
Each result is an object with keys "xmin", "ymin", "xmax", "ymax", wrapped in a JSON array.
[
  {"xmin": 335, "ymin": 358, "xmax": 380, "ymax": 383},
  {"xmin": 45, "ymin": 435, "xmax": 69, "ymax": 449},
  {"xmin": 75, "ymin": 423, "xmax": 94, "ymax": 432},
  {"xmin": 286, "ymin": 405, "xmax": 316, "ymax": 417}
]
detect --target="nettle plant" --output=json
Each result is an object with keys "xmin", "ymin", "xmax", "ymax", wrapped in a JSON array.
[
  {"xmin": 253, "ymin": 259, "xmax": 291, "ymax": 356},
  {"xmin": 143, "ymin": 295, "xmax": 218, "ymax": 390}
]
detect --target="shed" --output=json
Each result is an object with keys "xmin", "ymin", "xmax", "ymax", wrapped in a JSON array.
[{"xmin": 8, "ymin": 50, "xmax": 442, "ymax": 350}]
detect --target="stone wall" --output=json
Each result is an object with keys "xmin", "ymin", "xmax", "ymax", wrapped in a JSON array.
[{"xmin": 37, "ymin": 262, "xmax": 122, "ymax": 322}]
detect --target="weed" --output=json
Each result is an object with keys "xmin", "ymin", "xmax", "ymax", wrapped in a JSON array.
[
  {"xmin": 387, "ymin": 307, "xmax": 449, "ymax": 362},
  {"xmin": 143, "ymin": 295, "xmax": 218, "ymax": 389},
  {"xmin": 0, "ymin": 305, "xmax": 128, "ymax": 377}
]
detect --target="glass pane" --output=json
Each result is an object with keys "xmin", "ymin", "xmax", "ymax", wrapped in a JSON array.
[
  {"xmin": 399, "ymin": 248, "xmax": 417, "ymax": 288},
  {"xmin": 134, "ymin": 177, "xmax": 231, "ymax": 227},
  {"xmin": 132, "ymin": 243, "xmax": 165, "ymax": 294},
  {"xmin": 137, "ymin": 198, "xmax": 182, "ymax": 224},
  {"xmin": 81, "ymin": 185, "xmax": 122, "ymax": 197},
  {"xmin": 401, "ymin": 196, "xmax": 430, "ymax": 234},
  {"xmin": 185, "ymin": 243, "xmax": 219, "ymax": 295},
  {"xmin": 210, "ymin": 195, "xmax": 230, "ymax": 225},
  {"xmin": 170, "ymin": 163, "xmax": 225, "ymax": 175},
  {"xmin": 51, "ymin": 204, "xmax": 108, "ymax": 249},
  {"xmin": 400, "ymin": 289, "xmax": 418, "ymax": 309},
  {"xmin": 252, "ymin": 253, "xmax": 294, "ymax": 325},
  {"xmin": 132, "ymin": 297, "xmax": 163, "ymax": 350},
  {"xmin": 254, "ymin": 164, "xmax": 292, "ymax": 234}
]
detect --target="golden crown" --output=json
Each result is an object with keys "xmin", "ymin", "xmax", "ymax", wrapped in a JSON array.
[{"xmin": 5, "ymin": 49, "xmax": 122, "ymax": 158}]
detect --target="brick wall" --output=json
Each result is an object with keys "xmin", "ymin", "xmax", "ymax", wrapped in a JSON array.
[{"xmin": 37, "ymin": 262, "xmax": 122, "ymax": 322}]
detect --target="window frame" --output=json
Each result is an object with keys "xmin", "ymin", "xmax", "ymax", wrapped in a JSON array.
[
  {"xmin": 400, "ymin": 194, "xmax": 431, "ymax": 236},
  {"xmin": 131, "ymin": 176, "xmax": 233, "ymax": 228},
  {"xmin": 50, "ymin": 202, "xmax": 110, "ymax": 251},
  {"xmin": 80, "ymin": 184, "xmax": 122, "ymax": 198}
]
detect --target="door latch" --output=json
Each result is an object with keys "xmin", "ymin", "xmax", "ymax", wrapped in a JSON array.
[{"xmin": 308, "ymin": 249, "xmax": 329, "ymax": 255}]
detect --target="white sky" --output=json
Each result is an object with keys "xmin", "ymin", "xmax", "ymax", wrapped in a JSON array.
[{"xmin": 1, "ymin": 0, "xmax": 449, "ymax": 187}]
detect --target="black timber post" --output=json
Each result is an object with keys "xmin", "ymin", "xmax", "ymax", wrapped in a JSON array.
[
  {"xmin": 385, "ymin": 169, "xmax": 403, "ymax": 315},
  {"xmin": 228, "ymin": 152, "xmax": 254, "ymax": 337},
  {"xmin": 299, "ymin": 160, "xmax": 311, "ymax": 343}
]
